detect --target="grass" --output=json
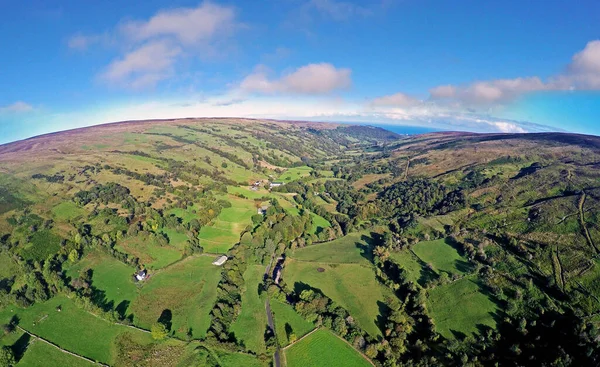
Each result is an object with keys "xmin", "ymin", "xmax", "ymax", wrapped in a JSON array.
[
  {"xmin": 217, "ymin": 350, "xmax": 266, "ymax": 367},
  {"xmin": 231, "ymin": 265, "xmax": 268, "ymax": 354},
  {"xmin": 65, "ymin": 250, "xmax": 138, "ymax": 313},
  {"xmin": 411, "ymin": 238, "xmax": 472, "ymax": 276},
  {"xmin": 19, "ymin": 230, "xmax": 62, "ymax": 262},
  {"xmin": 278, "ymin": 166, "xmax": 313, "ymax": 183},
  {"xmin": 160, "ymin": 228, "xmax": 189, "ymax": 250},
  {"xmin": 51, "ymin": 201, "xmax": 86, "ymax": 221},
  {"xmin": 16, "ymin": 340, "xmax": 93, "ymax": 367},
  {"xmin": 427, "ymin": 277, "xmax": 500, "ymax": 339},
  {"xmin": 129, "ymin": 255, "xmax": 222, "ymax": 339},
  {"xmin": 0, "ymin": 252, "xmax": 21, "ymax": 280},
  {"xmin": 284, "ymin": 260, "xmax": 388, "ymax": 337},
  {"xmin": 115, "ymin": 236, "xmax": 182, "ymax": 269},
  {"xmin": 198, "ymin": 195, "xmax": 255, "ymax": 253},
  {"xmin": 291, "ymin": 232, "xmax": 372, "ymax": 264},
  {"xmin": 284, "ymin": 329, "xmax": 371, "ymax": 367},
  {"xmin": 390, "ymin": 250, "xmax": 437, "ymax": 287},
  {"xmin": 270, "ymin": 300, "xmax": 314, "ymax": 346},
  {"xmin": 310, "ymin": 212, "xmax": 331, "ymax": 234},
  {"xmin": 0, "ymin": 295, "xmax": 151, "ymax": 365}
]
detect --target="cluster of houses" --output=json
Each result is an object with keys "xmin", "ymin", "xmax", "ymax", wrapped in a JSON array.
[{"xmin": 251, "ymin": 180, "xmax": 284, "ymax": 190}]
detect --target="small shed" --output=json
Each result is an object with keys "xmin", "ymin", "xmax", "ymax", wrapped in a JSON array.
[
  {"xmin": 269, "ymin": 181, "xmax": 283, "ymax": 189},
  {"xmin": 212, "ymin": 255, "xmax": 228, "ymax": 266},
  {"xmin": 135, "ymin": 269, "xmax": 147, "ymax": 281}
]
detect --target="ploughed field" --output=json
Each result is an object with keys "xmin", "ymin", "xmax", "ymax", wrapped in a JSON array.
[{"xmin": 1, "ymin": 119, "xmax": 600, "ymax": 366}]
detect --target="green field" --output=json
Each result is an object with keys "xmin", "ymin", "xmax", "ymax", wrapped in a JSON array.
[
  {"xmin": 0, "ymin": 252, "xmax": 21, "ymax": 280},
  {"xmin": 231, "ymin": 265, "xmax": 268, "ymax": 353},
  {"xmin": 198, "ymin": 195, "xmax": 255, "ymax": 253},
  {"xmin": 427, "ymin": 277, "xmax": 500, "ymax": 339},
  {"xmin": 309, "ymin": 212, "xmax": 331, "ymax": 234},
  {"xmin": 130, "ymin": 255, "xmax": 222, "ymax": 339},
  {"xmin": 284, "ymin": 261, "xmax": 387, "ymax": 337},
  {"xmin": 51, "ymin": 201, "xmax": 86, "ymax": 221},
  {"xmin": 291, "ymin": 232, "xmax": 372, "ymax": 264},
  {"xmin": 284, "ymin": 329, "xmax": 371, "ymax": 367},
  {"xmin": 19, "ymin": 230, "xmax": 62, "ymax": 261},
  {"xmin": 160, "ymin": 228, "xmax": 190, "ymax": 250},
  {"xmin": 65, "ymin": 250, "xmax": 138, "ymax": 313},
  {"xmin": 270, "ymin": 300, "xmax": 314, "ymax": 346},
  {"xmin": 278, "ymin": 166, "xmax": 313, "ymax": 183},
  {"xmin": 216, "ymin": 349, "xmax": 267, "ymax": 367},
  {"xmin": 411, "ymin": 239, "xmax": 472, "ymax": 276},
  {"xmin": 0, "ymin": 296, "xmax": 151, "ymax": 365},
  {"xmin": 115, "ymin": 236, "xmax": 182, "ymax": 269},
  {"xmin": 390, "ymin": 249, "xmax": 437, "ymax": 287},
  {"xmin": 16, "ymin": 340, "xmax": 93, "ymax": 367}
]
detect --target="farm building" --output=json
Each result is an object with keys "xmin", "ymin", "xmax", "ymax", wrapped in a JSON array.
[
  {"xmin": 257, "ymin": 205, "xmax": 269, "ymax": 215},
  {"xmin": 269, "ymin": 181, "xmax": 283, "ymax": 188},
  {"xmin": 212, "ymin": 255, "xmax": 228, "ymax": 266},
  {"xmin": 135, "ymin": 269, "xmax": 147, "ymax": 281}
]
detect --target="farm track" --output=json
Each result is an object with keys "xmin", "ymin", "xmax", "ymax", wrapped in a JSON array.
[
  {"xmin": 578, "ymin": 192, "xmax": 599, "ymax": 254},
  {"xmin": 16, "ymin": 325, "xmax": 109, "ymax": 366}
]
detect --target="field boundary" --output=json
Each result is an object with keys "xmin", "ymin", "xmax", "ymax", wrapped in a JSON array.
[
  {"xmin": 281, "ymin": 328, "xmax": 375, "ymax": 367},
  {"xmin": 16, "ymin": 325, "xmax": 109, "ymax": 366},
  {"xmin": 280, "ymin": 327, "xmax": 319, "ymax": 351}
]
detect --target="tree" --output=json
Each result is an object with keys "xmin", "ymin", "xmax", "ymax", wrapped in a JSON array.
[
  {"xmin": 68, "ymin": 249, "xmax": 79, "ymax": 263},
  {"xmin": 0, "ymin": 346, "xmax": 15, "ymax": 367},
  {"xmin": 151, "ymin": 322, "xmax": 168, "ymax": 340}
]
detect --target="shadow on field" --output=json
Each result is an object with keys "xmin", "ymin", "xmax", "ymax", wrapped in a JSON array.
[
  {"xmin": 158, "ymin": 309, "xmax": 173, "ymax": 331},
  {"xmin": 376, "ymin": 301, "xmax": 391, "ymax": 337},
  {"xmin": 12, "ymin": 332, "xmax": 30, "ymax": 362},
  {"xmin": 116, "ymin": 300, "xmax": 130, "ymax": 319},
  {"xmin": 358, "ymin": 233, "xmax": 379, "ymax": 262}
]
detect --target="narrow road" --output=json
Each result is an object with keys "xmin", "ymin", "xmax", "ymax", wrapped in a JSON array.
[{"xmin": 265, "ymin": 299, "xmax": 281, "ymax": 367}]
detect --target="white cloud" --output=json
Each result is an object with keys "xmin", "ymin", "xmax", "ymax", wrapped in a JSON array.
[
  {"xmin": 0, "ymin": 101, "xmax": 34, "ymax": 113},
  {"xmin": 240, "ymin": 63, "xmax": 351, "ymax": 94},
  {"xmin": 371, "ymin": 92, "xmax": 421, "ymax": 107},
  {"xmin": 120, "ymin": 2, "xmax": 237, "ymax": 45},
  {"xmin": 71, "ymin": 2, "xmax": 239, "ymax": 89},
  {"xmin": 101, "ymin": 40, "xmax": 181, "ymax": 88},
  {"xmin": 427, "ymin": 40, "xmax": 600, "ymax": 105}
]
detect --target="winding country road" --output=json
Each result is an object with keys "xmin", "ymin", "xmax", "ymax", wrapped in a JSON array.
[{"xmin": 265, "ymin": 299, "xmax": 281, "ymax": 367}]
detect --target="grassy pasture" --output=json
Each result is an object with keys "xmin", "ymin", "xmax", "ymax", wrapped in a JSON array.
[
  {"xmin": 160, "ymin": 228, "xmax": 189, "ymax": 250},
  {"xmin": 278, "ymin": 166, "xmax": 312, "ymax": 183},
  {"xmin": 284, "ymin": 329, "xmax": 371, "ymax": 367},
  {"xmin": 291, "ymin": 232, "xmax": 372, "ymax": 264},
  {"xmin": 115, "ymin": 236, "xmax": 182, "ymax": 269},
  {"xmin": 231, "ymin": 265, "xmax": 268, "ymax": 354},
  {"xmin": 390, "ymin": 250, "xmax": 435, "ymax": 287},
  {"xmin": 284, "ymin": 260, "xmax": 387, "ymax": 337},
  {"xmin": 198, "ymin": 195, "xmax": 255, "ymax": 253},
  {"xmin": 270, "ymin": 300, "xmax": 314, "ymax": 346},
  {"xmin": 427, "ymin": 277, "xmax": 500, "ymax": 339},
  {"xmin": 412, "ymin": 239, "xmax": 472, "ymax": 276},
  {"xmin": 0, "ymin": 252, "xmax": 21, "ymax": 280},
  {"xmin": 309, "ymin": 212, "xmax": 331, "ymax": 234},
  {"xmin": 19, "ymin": 230, "xmax": 62, "ymax": 262},
  {"xmin": 130, "ymin": 255, "xmax": 221, "ymax": 339},
  {"xmin": 0, "ymin": 295, "xmax": 151, "ymax": 365},
  {"xmin": 51, "ymin": 201, "xmax": 86, "ymax": 221},
  {"xmin": 16, "ymin": 340, "xmax": 93, "ymax": 367},
  {"xmin": 65, "ymin": 250, "xmax": 138, "ymax": 313}
]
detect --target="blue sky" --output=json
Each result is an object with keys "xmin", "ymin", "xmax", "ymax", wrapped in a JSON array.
[{"xmin": 1, "ymin": 0, "xmax": 600, "ymax": 143}]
